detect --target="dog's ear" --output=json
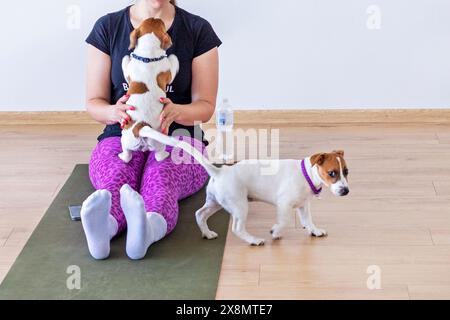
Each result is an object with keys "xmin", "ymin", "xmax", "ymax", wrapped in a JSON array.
[
  {"xmin": 333, "ymin": 150, "xmax": 345, "ymax": 157},
  {"xmin": 310, "ymin": 153, "xmax": 326, "ymax": 166},
  {"xmin": 161, "ymin": 33, "xmax": 172, "ymax": 50},
  {"xmin": 129, "ymin": 28, "xmax": 140, "ymax": 50}
]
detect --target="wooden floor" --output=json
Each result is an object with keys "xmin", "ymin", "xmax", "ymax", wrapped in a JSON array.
[{"xmin": 2, "ymin": 123, "xmax": 450, "ymax": 299}]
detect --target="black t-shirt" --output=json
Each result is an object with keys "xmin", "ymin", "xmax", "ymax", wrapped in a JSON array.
[{"xmin": 86, "ymin": 5, "xmax": 222, "ymax": 143}]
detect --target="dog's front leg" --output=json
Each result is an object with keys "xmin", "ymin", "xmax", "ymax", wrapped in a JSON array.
[
  {"xmin": 118, "ymin": 132, "xmax": 133, "ymax": 163},
  {"xmin": 118, "ymin": 149, "xmax": 132, "ymax": 163},
  {"xmin": 122, "ymin": 56, "xmax": 131, "ymax": 83},
  {"xmin": 167, "ymin": 55, "xmax": 179, "ymax": 82},
  {"xmin": 297, "ymin": 201, "xmax": 327, "ymax": 237},
  {"xmin": 153, "ymin": 140, "xmax": 169, "ymax": 162}
]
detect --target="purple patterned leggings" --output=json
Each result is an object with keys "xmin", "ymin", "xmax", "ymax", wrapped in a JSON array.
[{"xmin": 89, "ymin": 136, "xmax": 209, "ymax": 235}]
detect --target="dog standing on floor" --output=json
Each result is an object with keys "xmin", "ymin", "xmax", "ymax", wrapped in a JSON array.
[
  {"xmin": 137, "ymin": 129, "xmax": 350, "ymax": 246},
  {"xmin": 119, "ymin": 18, "xmax": 179, "ymax": 163}
]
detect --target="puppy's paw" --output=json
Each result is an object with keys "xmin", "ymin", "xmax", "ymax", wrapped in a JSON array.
[
  {"xmin": 250, "ymin": 238, "xmax": 265, "ymax": 246},
  {"xmin": 307, "ymin": 228, "xmax": 327, "ymax": 237},
  {"xmin": 118, "ymin": 152, "xmax": 132, "ymax": 163},
  {"xmin": 202, "ymin": 230, "xmax": 218, "ymax": 240},
  {"xmin": 270, "ymin": 226, "xmax": 283, "ymax": 240},
  {"xmin": 155, "ymin": 150, "xmax": 169, "ymax": 162}
]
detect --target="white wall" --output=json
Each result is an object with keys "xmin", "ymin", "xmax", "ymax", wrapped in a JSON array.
[
  {"xmin": 1, "ymin": 0, "xmax": 450, "ymax": 111},
  {"xmin": 1, "ymin": 0, "xmax": 125, "ymax": 111}
]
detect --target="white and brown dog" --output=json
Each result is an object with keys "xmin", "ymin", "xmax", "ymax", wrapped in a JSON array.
[
  {"xmin": 119, "ymin": 18, "xmax": 179, "ymax": 163},
  {"xmin": 138, "ymin": 129, "xmax": 350, "ymax": 246}
]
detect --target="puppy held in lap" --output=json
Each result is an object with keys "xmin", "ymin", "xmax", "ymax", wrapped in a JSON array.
[{"xmin": 119, "ymin": 18, "xmax": 179, "ymax": 163}]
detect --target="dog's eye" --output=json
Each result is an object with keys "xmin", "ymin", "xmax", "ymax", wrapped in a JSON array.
[
  {"xmin": 343, "ymin": 168, "xmax": 349, "ymax": 176},
  {"xmin": 328, "ymin": 171, "xmax": 336, "ymax": 178}
]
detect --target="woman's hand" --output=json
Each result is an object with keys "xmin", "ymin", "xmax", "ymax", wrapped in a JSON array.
[
  {"xmin": 107, "ymin": 94, "xmax": 136, "ymax": 127},
  {"xmin": 159, "ymin": 97, "xmax": 183, "ymax": 134}
]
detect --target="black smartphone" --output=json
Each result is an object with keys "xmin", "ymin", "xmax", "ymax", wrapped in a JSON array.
[{"xmin": 68, "ymin": 205, "xmax": 82, "ymax": 221}]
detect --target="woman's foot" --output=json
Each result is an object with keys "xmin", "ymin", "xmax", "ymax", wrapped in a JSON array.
[
  {"xmin": 120, "ymin": 184, "xmax": 167, "ymax": 260},
  {"xmin": 80, "ymin": 190, "xmax": 118, "ymax": 260}
]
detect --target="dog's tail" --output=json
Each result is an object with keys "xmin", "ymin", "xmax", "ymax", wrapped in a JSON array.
[{"xmin": 138, "ymin": 126, "xmax": 220, "ymax": 177}]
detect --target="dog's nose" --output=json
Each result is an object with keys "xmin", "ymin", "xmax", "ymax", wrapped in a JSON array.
[{"xmin": 341, "ymin": 187, "xmax": 349, "ymax": 196}]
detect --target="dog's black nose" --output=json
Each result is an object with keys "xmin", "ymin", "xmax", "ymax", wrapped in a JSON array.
[{"xmin": 341, "ymin": 187, "xmax": 349, "ymax": 196}]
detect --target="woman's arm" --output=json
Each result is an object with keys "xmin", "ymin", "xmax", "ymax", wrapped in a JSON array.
[
  {"xmin": 160, "ymin": 47, "xmax": 219, "ymax": 130},
  {"xmin": 86, "ymin": 45, "xmax": 134, "ymax": 126}
]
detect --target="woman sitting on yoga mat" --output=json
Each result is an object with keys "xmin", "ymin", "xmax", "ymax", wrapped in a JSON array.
[{"xmin": 82, "ymin": 0, "xmax": 221, "ymax": 260}]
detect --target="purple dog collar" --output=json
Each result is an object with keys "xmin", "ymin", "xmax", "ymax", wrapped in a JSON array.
[{"xmin": 301, "ymin": 159, "xmax": 322, "ymax": 195}]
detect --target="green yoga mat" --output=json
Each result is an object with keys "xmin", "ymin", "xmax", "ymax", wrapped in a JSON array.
[{"xmin": 0, "ymin": 164, "xmax": 229, "ymax": 300}]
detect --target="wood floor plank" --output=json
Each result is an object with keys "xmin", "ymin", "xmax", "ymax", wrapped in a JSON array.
[
  {"xmin": 311, "ymin": 196, "xmax": 450, "ymax": 212},
  {"xmin": 221, "ymin": 245, "xmax": 450, "ymax": 267},
  {"xmin": 408, "ymin": 285, "xmax": 450, "ymax": 300},
  {"xmin": 225, "ymin": 225, "xmax": 433, "ymax": 247},
  {"xmin": 217, "ymin": 265, "xmax": 260, "ymax": 287},
  {"xmin": 0, "ymin": 247, "xmax": 21, "ymax": 264},
  {"xmin": 0, "ymin": 228, "xmax": 12, "ymax": 247},
  {"xmin": 260, "ymin": 264, "xmax": 450, "ymax": 287},
  {"xmin": 216, "ymin": 285, "xmax": 409, "ymax": 300},
  {"xmin": 436, "ymin": 132, "xmax": 450, "ymax": 144},
  {"xmin": 430, "ymin": 229, "xmax": 450, "ymax": 245},
  {"xmin": 3, "ymin": 229, "xmax": 32, "ymax": 248},
  {"xmin": 432, "ymin": 181, "xmax": 450, "ymax": 196}
]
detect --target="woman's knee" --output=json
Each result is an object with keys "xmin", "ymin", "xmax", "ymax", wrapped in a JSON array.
[
  {"xmin": 89, "ymin": 137, "xmax": 146, "ymax": 191},
  {"xmin": 90, "ymin": 137, "xmax": 122, "ymax": 162},
  {"xmin": 141, "ymin": 157, "xmax": 181, "ymax": 191}
]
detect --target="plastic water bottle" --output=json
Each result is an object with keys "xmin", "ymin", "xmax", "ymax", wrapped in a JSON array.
[{"xmin": 216, "ymin": 98, "xmax": 234, "ymax": 162}]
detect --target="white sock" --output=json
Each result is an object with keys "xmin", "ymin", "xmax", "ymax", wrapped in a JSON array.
[
  {"xmin": 120, "ymin": 184, "xmax": 167, "ymax": 260},
  {"xmin": 80, "ymin": 190, "xmax": 118, "ymax": 260}
]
